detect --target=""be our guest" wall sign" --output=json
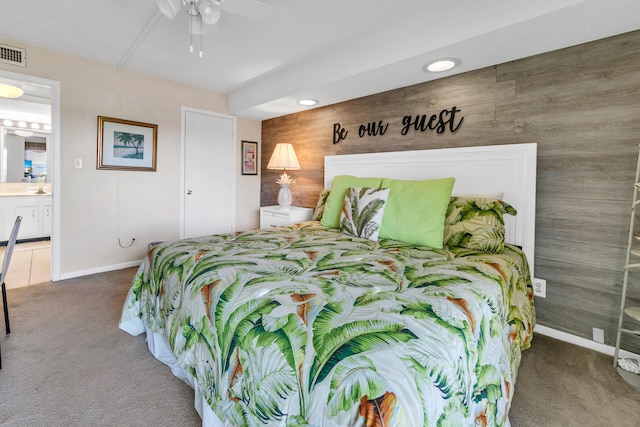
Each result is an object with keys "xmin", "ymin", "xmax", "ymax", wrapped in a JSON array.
[{"xmin": 333, "ymin": 106, "xmax": 463, "ymax": 144}]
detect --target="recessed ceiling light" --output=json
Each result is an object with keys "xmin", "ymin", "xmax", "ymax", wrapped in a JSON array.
[
  {"xmin": 30, "ymin": 123, "xmax": 40, "ymax": 129},
  {"xmin": 423, "ymin": 58, "xmax": 460, "ymax": 73},
  {"xmin": 0, "ymin": 83, "xmax": 24, "ymax": 99},
  {"xmin": 43, "ymin": 124, "xmax": 52, "ymax": 131},
  {"xmin": 17, "ymin": 121, "xmax": 27, "ymax": 128},
  {"xmin": 3, "ymin": 119, "xmax": 14, "ymax": 126},
  {"xmin": 15, "ymin": 130, "xmax": 33, "ymax": 137},
  {"xmin": 298, "ymin": 99, "xmax": 319, "ymax": 106}
]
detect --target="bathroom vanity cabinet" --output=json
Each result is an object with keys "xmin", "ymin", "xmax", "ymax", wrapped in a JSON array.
[{"xmin": 0, "ymin": 194, "xmax": 52, "ymax": 241}]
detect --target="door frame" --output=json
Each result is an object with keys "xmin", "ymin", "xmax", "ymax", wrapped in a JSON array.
[
  {"xmin": 179, "ymin": 106, "xmax": 237, "ymax": 239},
  {"xmin": 0, "ymin": 69, "xmax": 61, "ymax": 281}
]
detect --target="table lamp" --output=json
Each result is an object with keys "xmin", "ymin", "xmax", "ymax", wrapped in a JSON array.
[{"xmin": 267, "ymin": 143, "xmax": 300, "ymax": 206}]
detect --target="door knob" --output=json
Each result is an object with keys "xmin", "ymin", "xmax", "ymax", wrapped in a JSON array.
[{"xmin": 187, "ymin": 190, "xmax": 193, "ymax": 195}]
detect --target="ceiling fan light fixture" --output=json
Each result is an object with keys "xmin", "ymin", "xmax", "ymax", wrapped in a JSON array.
[
  {"xmin": 197, "ymin": 0, "xmax": 222, "ymax": 24},
  {"xmin": 157, "ymin": 0, "xmax": 183, "ymax": 20},
  {"xmin": 203, "ymin": 7, "xmax": 222, "ymax": 24},
  {"xmin": 159, "ymin": 0, "xmax": 224, "ymax": 55},
  {"xmin": 0, "ymin": 83, "xmax": 24, "ymax": 99}
]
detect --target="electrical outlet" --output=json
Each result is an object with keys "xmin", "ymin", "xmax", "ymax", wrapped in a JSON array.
[
  {"xmin": 533, "ymin": 278, "xmax": 546, "ymax": 298},
  {"xmin": 593, "ymin": 327, "xmax": 605, "ymax": 344}
]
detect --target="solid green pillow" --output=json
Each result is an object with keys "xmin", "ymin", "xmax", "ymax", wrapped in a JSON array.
[
  {"xmin": 320, "ymin": 175, "xmax": 382, "ymax": 228},
  {"xmin": 378, "ymin": 177, "xmax": 455, "ymax": 248}
]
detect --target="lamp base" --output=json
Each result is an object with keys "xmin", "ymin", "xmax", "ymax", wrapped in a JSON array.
[{"xmin": 277, "ymin": 184, "xmax": 292, "ymax": 206}]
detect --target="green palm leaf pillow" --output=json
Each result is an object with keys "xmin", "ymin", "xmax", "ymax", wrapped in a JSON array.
[
  {"xmin": 443, "ymin": 196, "xmax": 517, "ymax": 253},
  {"xmin": 339, "ymin": 187, "xmax": 390, "ymax": 241},
  {"xmin": 312, "ymin": 188, "xmax": 330, "ymax": 221},
  {"xmin": 321, "ymin": 175, "xmax": 383, "ymax": 228}
]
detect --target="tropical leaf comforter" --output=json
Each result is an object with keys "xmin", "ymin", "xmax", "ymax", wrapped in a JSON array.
[{"xmin": 119, "ymin": 221, "xmax": 535, "ymax": 427}]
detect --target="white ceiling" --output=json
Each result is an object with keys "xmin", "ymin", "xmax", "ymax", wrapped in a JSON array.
[{"xmin": 1, "ymin": 0, "xmax": 640, "ymax": 121}]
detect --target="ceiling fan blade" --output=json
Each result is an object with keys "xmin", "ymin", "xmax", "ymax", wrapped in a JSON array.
[{"xmin": 221, "ymin": 0, "xmax": 279, "ymax": 20}]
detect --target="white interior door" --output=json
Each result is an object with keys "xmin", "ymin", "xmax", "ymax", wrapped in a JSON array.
[{"xmin": 182, "ymin": 107, "xmax": 236, "ymax": 238}]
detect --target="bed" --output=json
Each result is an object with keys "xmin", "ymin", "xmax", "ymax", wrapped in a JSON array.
[{"xmin": 119, "ymin": 143, "xmax": 537, "ymax": 426}]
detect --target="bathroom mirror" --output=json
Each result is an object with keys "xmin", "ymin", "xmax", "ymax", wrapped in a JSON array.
[{"xmin": 0, "ymin": 76, "xmax": 52, "ymax": 183}]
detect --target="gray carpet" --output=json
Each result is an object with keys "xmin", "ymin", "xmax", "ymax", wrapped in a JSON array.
[
  {"xmin": 0, "ymin": 268, "xmax": 200, "ymax": 426},
  {"xmin": 1, "ymin": 268, "xmax": 639, "ymax": 426},
  {"xmin": 510, "ymin": 331, "xmax": 640, "ymax": 426}
]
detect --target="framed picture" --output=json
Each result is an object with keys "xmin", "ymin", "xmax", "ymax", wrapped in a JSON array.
[
  {"xmin": 97, "ymin": 116, "xmax": 158, "ymax": 171},
  {"xmin": 241, "ymin": 140, "xmax": 258, "ymax": 175}
]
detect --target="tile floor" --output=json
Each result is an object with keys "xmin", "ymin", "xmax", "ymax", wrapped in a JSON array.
[{"xmin": 1, "ymin": 240, "xmax": 50, "ymax": 289}]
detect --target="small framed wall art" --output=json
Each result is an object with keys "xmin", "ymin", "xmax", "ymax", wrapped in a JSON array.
[
  {"xmin": 241, "ymin": 140, "xmax": 258, "ymax": 175},
  {"xmin": 97, "ymin": 116, "xmax": 158, "ymax": 171}
]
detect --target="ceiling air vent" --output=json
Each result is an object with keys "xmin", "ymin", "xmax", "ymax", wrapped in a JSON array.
[{"xmin": 0, "ymin": 44, "xmax": 26, "ymax": 67}]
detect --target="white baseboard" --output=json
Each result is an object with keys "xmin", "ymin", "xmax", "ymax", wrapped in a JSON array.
[
  {"xmin": 534, "ymin": 324, "xmax": 639, "ymax": 359},
  {"xmin": 58, "ymin": 260, "xmax": 142, "ymax": 281}
]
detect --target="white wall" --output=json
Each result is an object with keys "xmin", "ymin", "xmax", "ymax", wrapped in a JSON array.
[
  {"xmin": 5, "ymin": 134, "xmax": 24, "ymax": 182},
  {"xmin": 0, "ymin": 37, "xmax": 261, "ymax": 279},
  {"xmin": 235, "ymin": 117, "xmax": 262, "ymax": 232}
]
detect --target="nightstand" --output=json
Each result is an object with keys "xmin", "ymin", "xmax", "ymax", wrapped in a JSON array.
[{"xmin": 260, "ymin": 206, "xmax": 313, "ymax": 228}]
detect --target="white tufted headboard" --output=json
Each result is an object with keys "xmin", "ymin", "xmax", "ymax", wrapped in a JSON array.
[{"xmin": 324, "ymin": 143, "xmax": 537, "ymax": 275}]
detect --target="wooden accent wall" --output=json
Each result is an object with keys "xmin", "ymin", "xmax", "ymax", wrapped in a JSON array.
[{"xmin": 262, "ymin": 30, "xmax": 640, "ymax": 352}]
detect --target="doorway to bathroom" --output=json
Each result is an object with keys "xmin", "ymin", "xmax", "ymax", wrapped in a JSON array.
[{"xmin": 0, "ymin": 69, "xmax": 60, "ymax": 282}]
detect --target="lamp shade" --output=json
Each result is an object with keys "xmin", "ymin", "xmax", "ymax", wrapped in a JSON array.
[{"xmin": 267, "ymin": 143, "xmax": 300, "ymax": 170}]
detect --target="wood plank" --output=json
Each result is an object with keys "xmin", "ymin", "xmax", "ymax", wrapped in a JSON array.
[
  {"xmin": 543, "ymin": 282, "xmax": 635, "ymax": 320},
  {"xmin": 537, "ymin": 197, "xmax": 629, "ymax": 223},
  {"xmin": 497, "ymin": 31, "xmax": 640, "ymax": 84},
  {"xmin": 536, "ymin": 299, "xmax": 640, "ymax": 354},
  {"xmin": 536, "ymin": 217, "xmax": 627, "ymax": 248},
  {"xmin": 536, "ymin": 237, "xmax": 626, "ymax": 270},
  {"xmin": 534, "ymin": 257, "xmax": 636, "ymax": 298}
]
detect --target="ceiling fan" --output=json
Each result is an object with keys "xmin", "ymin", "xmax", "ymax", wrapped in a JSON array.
[
  {"xmin": 157, "ymin": 0, "xmax": 280, "ymax": 31},
  {"xmin": 157, "ymin": 0, "xmax": 222, "ymax": 33},
  {"xmin": 156, "ymin": 0, "xmax": 279, "ymax": 56}
]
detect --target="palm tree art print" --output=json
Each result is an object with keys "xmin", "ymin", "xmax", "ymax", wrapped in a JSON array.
[{"xmin": 113, "ymin": 131, "xmax": 144, "ymax": 159}]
